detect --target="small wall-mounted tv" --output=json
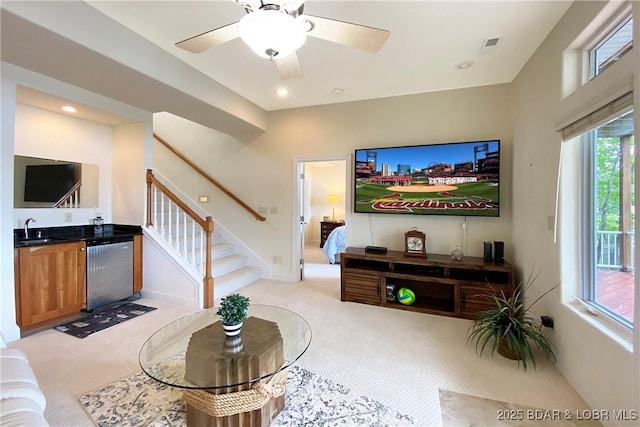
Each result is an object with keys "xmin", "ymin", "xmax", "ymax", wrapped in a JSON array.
[
  {"xmin": 24, "ymin": 163, "xmax": 76, "ymax": 203},
  {"xmin": 354, "ymin": 140, "xmax": 500, "ymax": 217}
]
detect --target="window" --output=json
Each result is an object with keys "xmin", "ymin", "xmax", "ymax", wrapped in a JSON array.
[
  {"xmin": 588, "ymin": 13, "xmax": 633, "ymax": 79},
  {"xmin": 581, "ymin": 109, "xmax": 635, "ymax": 328}
]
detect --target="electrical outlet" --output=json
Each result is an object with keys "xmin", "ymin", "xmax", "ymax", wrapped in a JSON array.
[
  {"xmin": 270, "ymin": 206, "xmax": 278, "ymax": 214},
  {"xmin": 64, "ymin": 213, "xmax": 72, "ymax": 222},
  {"xmin": 547, "ymin": 216, "xmax": 554, "ymax": 231},
  {"xmin": 273, "ymin": 256, "xmax": 283, "ymax": 264},
  {"xmin": 258, "ymin": 206, "xmax": 268, "ymax": 214}
]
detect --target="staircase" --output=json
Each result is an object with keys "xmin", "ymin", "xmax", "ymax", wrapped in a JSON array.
[
  {"xmin": 209, "ymin": 233, "xmax": 262, "ymax": 296},
  {"xmin": 144, "ymin": 170, "xmax": 265, "ymax": 308}
]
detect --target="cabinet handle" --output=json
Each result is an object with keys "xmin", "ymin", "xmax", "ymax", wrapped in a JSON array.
[{"xmin": 80, "ymin": 248, "xmax": 85, "ymax": 252}]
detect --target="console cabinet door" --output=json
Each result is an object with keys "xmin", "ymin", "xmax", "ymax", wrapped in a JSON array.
[
  {"xmin": 16, "ymin": 241, "xmax": 86, "ymax": 328},
  {"xmin": 342, "ymin": 272, "xmax": 381, "ymax": 305},
  {"xmin": 460, "ymin": 285, "xmax": 508, "ymax": 318}
]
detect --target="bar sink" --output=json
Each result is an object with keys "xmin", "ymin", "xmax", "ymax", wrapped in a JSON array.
[{"xmin": 16, "ymin": 238, "xmax": 62, "ymax": 246}]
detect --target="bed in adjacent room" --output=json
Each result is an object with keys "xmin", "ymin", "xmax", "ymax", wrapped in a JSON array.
[{"xmin": 322, "ymin": 225, "xmax": 345, "ymax": 264}]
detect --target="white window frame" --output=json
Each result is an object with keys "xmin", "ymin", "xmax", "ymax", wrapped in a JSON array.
[
  {"xmin": 579, "ymin": 110, "xmax": 634, "ymax": 330},
  {"xmin": 583, "ymin": 5, "xmax": 633, "ymax": 82}
]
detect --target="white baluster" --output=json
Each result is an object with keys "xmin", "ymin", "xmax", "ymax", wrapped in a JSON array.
[
  {"xmin": 146, "ymin": 183, "xmax": 210, "ymax": 278},
  {"xmin": 191, "ymin": 220, "xmax": 196, "ymax": 266},
  {"xmin": 153, "ymin": 187, "xmax": 158, "ymax": 228},
  {"xmin": 171, "ymin": 200, "xmax": 176, "ymax": 247},
  {"xmin": 160, "ymin": 192, "xmax": 166, "ymax": 238},
  {"xmin": 182, "ymin": 212, "xmax": 187, "ymax": 258},
  {"xmin": 200, "ymin": 230, "xmax": 205, "ymax": 275}
]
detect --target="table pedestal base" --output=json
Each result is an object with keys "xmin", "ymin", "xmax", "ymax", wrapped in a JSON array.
[
  {"xmin": 183, "ymin": 317, "xmax": 286, "ymax": 427},
  {"xmin": 186, "ymin": 393, "xmax": 285, "ymax": 427}
]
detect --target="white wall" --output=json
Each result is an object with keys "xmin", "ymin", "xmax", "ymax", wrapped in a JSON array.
[
  {"xmin": 1, "ymin": 70, "xmax": 19, "ymax": 342},
  {"xmin": 111, "ymin": 122, "xmax": 147, "ymax": 225},
  {"xmin": 154, "ymin": 83, "xmax": 513, "ymax": 279},
  {"xmin": 13, "ymin": 104, "xmax": 113, "ymax": 228},
  {"xmin": 512, "ymin": 1, "xmax": 639, "ymax": 423}
]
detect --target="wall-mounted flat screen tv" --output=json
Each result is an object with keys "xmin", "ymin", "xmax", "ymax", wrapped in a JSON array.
[
  {"xmin": 354, "ymin": 140, "xmax": 500, "ymax": 217},
  {"xmin": 24, "ymin": 163, "xmax": 76, "ymax": 203}
]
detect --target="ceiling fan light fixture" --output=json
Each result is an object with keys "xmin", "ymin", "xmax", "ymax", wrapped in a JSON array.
[{"xmin": 238, "ymin": 9, "xmax": 307, "ymax": 59}]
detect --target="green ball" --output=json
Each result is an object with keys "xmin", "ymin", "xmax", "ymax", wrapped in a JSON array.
[{"xmin": 397, "ymin": 287, "xmax": 416, "ymax": 305}]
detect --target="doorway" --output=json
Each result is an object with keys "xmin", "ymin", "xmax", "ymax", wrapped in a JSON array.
[{"xmin": 295, "ymin": 157, "xmax": 348, "ymax": 280}]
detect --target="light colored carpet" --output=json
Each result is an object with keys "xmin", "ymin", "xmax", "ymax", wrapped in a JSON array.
[
  {"xmin": 439, "ymin": 390, "xmax": 603, "ymax": 427},
  {"xmin": 8, "ymin": 245, "xmax": 594, "ymax": 426},
  {"xmin": 79, "ymin": 365, "xmax": 414, "ymax": 426}
]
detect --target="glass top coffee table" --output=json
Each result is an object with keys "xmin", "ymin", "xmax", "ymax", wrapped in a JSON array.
[{"xmin": 139, "ymin": 305, "xmax": 312, "ymax": 426}]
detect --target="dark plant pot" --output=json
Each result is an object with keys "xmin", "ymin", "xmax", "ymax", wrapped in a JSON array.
[
  {"xmin": 498, "ymin": 340, "xmax": 520, "ymax": 360},
  {"xmin": 223, "ymin": 335, "xmax": 244, "ymax": 354}
]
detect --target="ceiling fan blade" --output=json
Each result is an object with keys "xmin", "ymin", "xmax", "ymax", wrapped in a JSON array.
[
  {"xmin": 275, "ymin": 53, "xmax": 303, "ymax": 80},
  {"xmin": 175, "ymin": 22, "xmax": 240, "ymax": 53},
  {"xmin": 304, "ymin": 15, "xmax": 390, "ymax": 53}
]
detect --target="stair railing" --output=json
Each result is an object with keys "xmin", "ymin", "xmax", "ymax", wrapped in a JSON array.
[
  {"xmin": 146, "ymin": 169, "xmax": 215, "ymax": 308},
  {"xmin": 52, "ymin": 180, "xmax": 82, "ymax": 208},
  {"xmin": 153, "ymin": 133, "xmax": 266, "ymax": 222}
]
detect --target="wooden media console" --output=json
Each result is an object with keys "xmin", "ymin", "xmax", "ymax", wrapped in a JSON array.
[{"xmin": 340, "ymin": 247, "xmax": 514, "ymax": 319}]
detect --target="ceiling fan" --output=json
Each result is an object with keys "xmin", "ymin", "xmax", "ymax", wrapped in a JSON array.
[{"xmin": 175, "ymin": 0, "xmax": 390, "ymax": 80}]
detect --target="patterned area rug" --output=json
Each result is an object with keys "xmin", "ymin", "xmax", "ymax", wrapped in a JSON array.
[
  {"xmin": 79, "ymin": 365, "xmax": 415, "ymax": 426},
  {"xmin": 55, "ymin": 303, "xmax": 157, "ymax": 338}
]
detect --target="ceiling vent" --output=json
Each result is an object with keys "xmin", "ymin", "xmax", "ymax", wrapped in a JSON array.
[{"xmin": 480, "ymin": 36, "xmax": 501, "ymax": 54}]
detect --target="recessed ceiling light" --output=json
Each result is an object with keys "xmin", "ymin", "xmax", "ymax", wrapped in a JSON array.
[
  {"xmin": 455, "ymin": 61, "xmax": 474, "ymax": 70},
  {"xmin": 331, "ymin": 88, "xmax": 344, "ymax": 95},
  {"xmin": 62, "ymin": 105, "xmax": 77, "ymax": 113},
  {"xmin": 276, "ymin": 87, "xmax": 288, "ymax": 97}
]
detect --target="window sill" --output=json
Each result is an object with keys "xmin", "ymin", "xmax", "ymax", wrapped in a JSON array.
[{"xmin": 565, "ymin": 298, "xmax": 633, "ymax": 353}]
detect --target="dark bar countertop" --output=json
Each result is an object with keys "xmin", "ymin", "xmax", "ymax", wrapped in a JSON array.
[{"xmin": 14, "ymin": 224, "xmax": 142, "ymax": 248}]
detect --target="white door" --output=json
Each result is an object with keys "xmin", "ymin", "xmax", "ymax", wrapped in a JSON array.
[{"xmin": 298, "ymin": 162, "xmax": 308, "ymax": 280}]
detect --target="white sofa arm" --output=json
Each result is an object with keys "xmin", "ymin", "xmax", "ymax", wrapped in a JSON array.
[
  {"xmin": 0, "ymin": 398, "xmax": 49, "ymax": 427},
  {"xmin": 0, "ymin": 348, "xmax": 49, "ymax": 426}
]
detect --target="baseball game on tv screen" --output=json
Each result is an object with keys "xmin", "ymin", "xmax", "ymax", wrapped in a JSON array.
[{"xmin": 354, "ymin": 140, "xmax": 500, "ymax": 217}]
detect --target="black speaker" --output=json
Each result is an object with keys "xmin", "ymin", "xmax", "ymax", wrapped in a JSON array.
[
  {"xmin": 494, "ymin": 241, "xmax": 504, "ymax": 263},
  {"xmin": 483, "ymin": 242, "xmax": 493, "ymax": 262}
]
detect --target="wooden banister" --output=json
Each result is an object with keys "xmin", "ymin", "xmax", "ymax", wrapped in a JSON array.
[
  {"xmin": 147, "ymin": 170, "xmax": 207, "ymax": 228},
  {"xmin": 52, "ymin": 180, "xmax": 82, "ymax": 208},
  {"xmin": 146, "ymin": 169, "xmax": 215, "ymax": 308},
  {"xmin": 153, "ymin": 133, "xmax": 266, "ymax": 221}
]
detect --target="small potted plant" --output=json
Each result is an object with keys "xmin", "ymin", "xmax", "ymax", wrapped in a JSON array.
[
  {"xmin": 216, "ymin": 293, "xmax": 250, "ymax": 337},
  {"xmin": 467, "ymin": 271, "xmax": 558, "ymax": 370}
]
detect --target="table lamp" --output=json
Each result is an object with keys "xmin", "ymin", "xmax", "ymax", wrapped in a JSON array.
[{"xmin": 327, "ymin": 194, "xmax": 339, "ymax": 221}]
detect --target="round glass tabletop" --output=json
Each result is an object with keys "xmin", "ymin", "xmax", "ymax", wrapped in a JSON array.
[{"xmin": 139, "ymin": 305, "xmax": 312, "ymax": 389}]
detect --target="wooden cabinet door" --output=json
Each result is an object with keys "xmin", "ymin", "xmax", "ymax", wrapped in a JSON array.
[
  {"xmin": 460, "ymin": 285, "xmax": 510, "ymax": 318},
  {"xmin": 16, "ymin": 241, "xmax": 86, "ymax": 328},
  {"xmin": 342, "ymin": 272, "xmax": 381, "ymax": 305},
  {"xmin": 133, "ymin": 235, "xmax": 143, "ymax": 292}
]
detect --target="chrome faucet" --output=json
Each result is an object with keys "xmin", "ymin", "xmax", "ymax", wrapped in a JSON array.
[{"xmin": 24, "ymin": 218, "xmax": 36, "ymax": 239}]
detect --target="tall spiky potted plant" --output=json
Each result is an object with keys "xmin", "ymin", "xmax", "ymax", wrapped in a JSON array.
[
  {"xmin": 467, "ymin": 271, "xmax": 558, "ymax": 370},
  {"xmin": 216, "ymin": 293, "xmax": 250, "ymax": 337}
]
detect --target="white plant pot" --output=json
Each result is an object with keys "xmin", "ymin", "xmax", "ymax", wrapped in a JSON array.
[{"xmin": 222, "ymin": 321, "xmax": 243, "ymax": 337}]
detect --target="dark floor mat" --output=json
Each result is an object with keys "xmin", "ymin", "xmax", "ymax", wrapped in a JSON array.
[{"xmin": 54, "ymin": 302, "xmax": 157, "ymax": 338}]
